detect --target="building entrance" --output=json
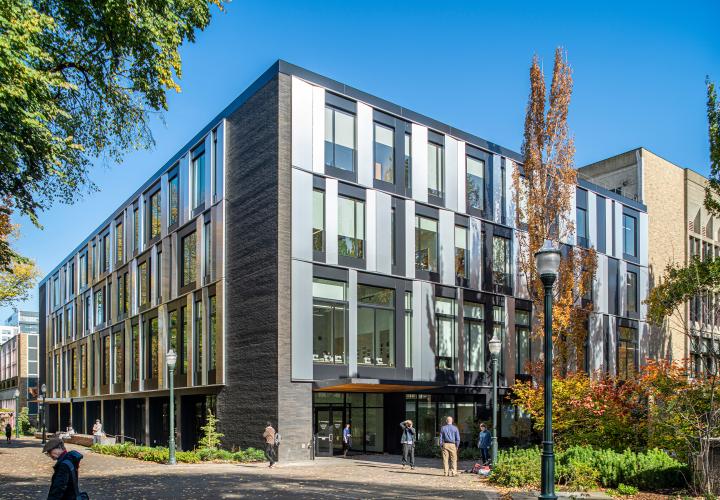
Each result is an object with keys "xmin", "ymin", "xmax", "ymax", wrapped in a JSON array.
[{"xmin": 314, "ymin": 405, "xmax": 345, "ymax": 454}]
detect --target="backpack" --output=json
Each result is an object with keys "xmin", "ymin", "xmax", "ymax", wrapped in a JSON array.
[
  {"xmin": 63, "ymin": 459, "xmax": 90, "ymax": 500},
  {"xmin": 274, "ymin": 432, "xmax": 282, "ymax": 446}
]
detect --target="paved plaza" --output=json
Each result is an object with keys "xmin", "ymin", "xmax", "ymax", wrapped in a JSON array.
[{"xmin": 0, "ymin": 439, "xmax": 500, "ymax": 499}]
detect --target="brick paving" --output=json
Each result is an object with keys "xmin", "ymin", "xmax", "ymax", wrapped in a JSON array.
[{"xmin": 0, "ymin": 438, "xmax": 500, "ymax": 499}]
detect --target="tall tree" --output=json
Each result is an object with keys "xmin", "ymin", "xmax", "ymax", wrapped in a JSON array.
[
  {"xmin": 0, "ymin": 0, "xmax": 225, "ymax": 227},
  {"xmin": 705, "ymin": 77, "xmax": 720, "ymax": 217},
  {"xmin": 512, "ymin": 48, "xmax": 597, "ymax": 373}
]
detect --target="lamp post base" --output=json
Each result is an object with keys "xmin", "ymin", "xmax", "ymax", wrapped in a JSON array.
[{"xmin": 539, "ymin": 440, "xmax": 556, "ymax": 500}]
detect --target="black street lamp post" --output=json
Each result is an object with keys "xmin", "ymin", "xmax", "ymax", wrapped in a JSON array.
[
  {"xmin": 166, "ymin": 349, "xmax": 177, "ymax": 466},
  {"xmin": 488, "ymin": 335, "xmax": 502, "ymax": 465},
  {"xmin": 535, "ymin": 241, "xmax": 561, "ymax": 500},
  {"xmin": 13, "ymin": 388, "xmax": 20, "ymax": 438}
]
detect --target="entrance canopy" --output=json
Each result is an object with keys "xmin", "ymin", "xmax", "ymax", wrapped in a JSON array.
[{"xmin": 313, "ymin": 378, "xmax": 444, "ymax": 393}]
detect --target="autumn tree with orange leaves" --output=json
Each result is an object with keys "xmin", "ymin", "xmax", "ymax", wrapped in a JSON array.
[{"xmin": 513, "ymin": 49, "xmax": 597, "ymax": 373}]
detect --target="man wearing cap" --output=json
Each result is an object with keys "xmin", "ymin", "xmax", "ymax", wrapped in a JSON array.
[{"xmin": 43, "ymin": 438, "xmax": 87, "ymax": 499}]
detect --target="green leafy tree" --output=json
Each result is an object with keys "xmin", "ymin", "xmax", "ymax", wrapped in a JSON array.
[
  {"xmin": 0, "ymin": 0, "xmax": 224, "ymax": 229},
  {"xmin": 198, "ymin": 410, "xmax": 223, "ymax": 450},
  {"xmin": 705, "ymin": 77, "xmax": 720, "ymax": 217}
]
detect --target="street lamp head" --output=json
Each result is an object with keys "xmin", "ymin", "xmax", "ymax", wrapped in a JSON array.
[
  {"xmin": 41, "ymin": 383, "xmax": 47, "ymax": 395},
  {"xmin": 166, "ymin": 349, "xmax": 177, "ymax": 370},
  {"xmin": 488, "ymin": 335, "xmax": 502, "ymax": 357},
  {"xmin": 13, "ymin": 388, "xmax": 20, "ymax": 398},
  {"xmin": 535, "ymin": 240, "xmax": 561, "ymax": 280}
]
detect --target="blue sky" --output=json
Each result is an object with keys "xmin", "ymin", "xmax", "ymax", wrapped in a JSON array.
[{"xmin": 4, "ymin": 0, "xmax": 719, "ymax": 320}]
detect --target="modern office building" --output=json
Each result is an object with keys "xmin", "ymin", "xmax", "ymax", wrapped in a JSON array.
[
  {"xmin": 579, "ymin": 148, "xmax": 720, "ymax": 374},
  {"xmin": 0, "ymin": 324, "xmax": 18, "ymax": 346},
  {"xmin": 39, "ymin": 61, "xmax": 649, "ymax": 460},
  {"xmin": 7, "ymin": 309, "xmax": 40, "ymax": 336},
  {"xmin": 0, "ymin": 332, "xmax": 40, "ymax": 425}
]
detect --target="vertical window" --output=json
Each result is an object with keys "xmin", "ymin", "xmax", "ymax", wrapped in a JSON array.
[
  {"xmin": 117, "ymin": 273, "xmax": 125, "ymax": 316},
  {"xmin": 182, "ymin": 231, "xmax": 197, "ymax": 287},
  {"xmin": 148, "ymin": 317, "xmax": 158, "ymax": 379},
  {"xmin": 404, "ymin": 292, "xmax": 413, "ymax": 368},
  {"xmin": 516, "ymin": 310, "xmax": 531, "ymax": 374},
  {"xmin": 169, "ymin": 310, "xmax": 178, "ymax": 356},
  {"xmin": 123, "ymin": 272, "xmax": 129, "ymax": 314},
  {"xmin": 415, "ymin": 216, "xmax": 438, "ymax": 273},
  {"xmin": 95, "ymin": 289, "xmax": 104, "ymax": 325},
  {"xmin": 435, "ymin": 298, "xmax": 456, "ymax": 371},
  {"xmin": 115, "ymin": 221, "xmax": 124, "ymax": 263},
  {"xmin": 114, "ymin": 330, "xmax": 124, "ymax": 384},
  {"xmin": 149, "ymin": 191, "xmax": 161, "ymax": 240},
  {"xmin": 212, "ymin": 128, "xmax": 219, "ymax": 201},
  {"xmin": 192, "ymin": 151, "xmax": 206, "ymax": 209},
  {"xmin": 626, "ymin": 271, "xmax": 638, "ymax": 314},
  {"xmin": 156, "ymin": 249, "xmax": 162, "ymax": 301},
  {"xmin": 312, "ymin": 279, "xmax": 347, "ymax": 364},
  {"xmin": 623, "ymin": 214, "xmax": 637, "ymax": 257},
  {"xmin": 168, "ymin": 175, "xmax": 179, "ymax": 226},
  {"xmin": 81, "ymin": 344, "xmax": 87, "ymax": 388},
  {"xmin": 102, "ymin": 335, "xmax": 110, "ymax": 386},
  {"xmin": 209, "ymin": 296, "xmax": 217, "ymax": 371},
  {"xmin": 133, "ymin": 207, "xmax": 139, "ymax": 253},
  {"xmin": 466, "ymin": 156, "xmax": 485, "ymax": 210},
  {"xmin": 427, "ymin": 142, "xmax": 444, "ymax": 198},
  {"xmin": 374, "ymin": 123, "xmax": 394, "ymax": 183},
  {"xmin": 493, "ymin": 305, "xmax": 505, "ymax": 372},
  {"xmin": 357, "ymin": 285, "xmax": 395, "ymax": 366},
  {"xmin": 576, "ymin": 207, "xmax": 588, "ymax": 245},
  {"xmin": 404, "ymin": 133, "xmax": 412, "ymax": 191},
  {"xmin": 324, "ymin": 107, "xmax": 356, "ymax": 172},
  {"xmin": 68, "ymin": 261, "xmax": 75, "ymax": 295},
  {"xmin": 92, "ymin": 243, "xmax": 98, "ymax": 278},
  {"xmin": 79, "ymin": 253, "xmax": 87, "ymax": 288},
  {"xmin": 617, "ymin": 326, "xmax": 637, "ymax": 379},
  {"xmin": 338, "ymin": 196, "xmax": 365, "ymax": 259},
  {"xmin": 463, "ymin": 301, "xmax": 484, "ymax": 372},
  {"xmin": 85, "ymin": 295, "xmax": 92, "ymax": 331},
  {"xmin": 131, "ymin": 324, "xmax": 139, "ymax": 381},
  {"xmin": 70, "ymin": 348, "xmax": 76, "ymax": 390},
  {"xmin": 313, "ymin": 190, "xmax": 325, "ymax": 252},
  {"xmin": 181, "ymin": 306, "xmax": 188, "ymax": 374},
  {"xmin": 204, "ymin": 221, "xmax": 212, "ymax": 280},
  {"xmin": 455, "ymin": 226, "xmax": 468, "ymax": 279},
  {"xmin": 103, "ymin": 233, "xmax": 110, "ymax": 272},
  {"xmin": 194, "ymin": 300, "xmax": 203, "ymax": 380},
  {"xmin": 492, "ymin": 236, "xmax": 511, "ymax": 288},
  {"xmin": 138, "ymin": 261, "xmax": 149, "ymax": 306}
]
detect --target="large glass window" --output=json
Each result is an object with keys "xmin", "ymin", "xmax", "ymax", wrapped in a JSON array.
[
  {"xmin": 102, "ymin": 335, "xmax": 110, "ymax": 386},
  {"xmin": 168, "ymin": 310, "xmax": 178, "ymax": 358},
  {"xmin": 428, "ymin": 142, "xmax": 444, "ymax": 198},
  {"xmin": 313, "ymin": 190, "xmax": 325, "ymax": 252},
  {"xmin": 466, "ymin": 156, "xmax": 485, "ymax": 210},
  {"xmin": 374, "ymin": 123, "xmax": 394, "ymax": 183},
  {"xmin": 79, "ymin": 253, "xmax": 88, "ymax": 288},
  {"xmin": 325, "ymin": 107, "xmax": 355, "ymax": 172},
  {"xmin": 133, "ymin": 207, "xmax": 140, "ymax": 253},
  {"xmin": 463, "ymin": 301, "xmax": 484, "ymax": 372},
  {"xmin": 195, "ymin": 300, "xmax": 203, "ymax": 380},
  {"xmin": 149, "ymin": 191, "xmax": 161, "ymax": 240},
  {"xmin": 435, "ymin": 298, "xmax": 456, "ymax": 371},
  {"xmin": 209, "ymin": 296, "xmax": 217, "ymax": 371},
  {"xmin": 455, "ymin": 226, "xmax": 467, "ymax": 279},
  {"xmin": 138, "ymin": 261, "xmax": 149, "ymax": 307},
  {"xmin": 103, "ymin": 233, "xmax": 110, "ymax": 272},
  {"xmin": 81, "ymin": 344, "xmax": 87, "ymax": 388},
  {"xmin": 617, "ymin": 326, "xmax": 637, "ymax": 379},
  {"xmin": 168, "ymin": 175, "xmax": 179, "ymax": 226},
  {"xmin": 192, "ymin": 151, "xmax": 206, "ymax": 209},
  {"xmin": 623, "ymin": 213, "xmax": 637, "ymax": 257},
  {"xmin": 576, "ymin": 207, "xmax": 588, "ymax": 245},
  {"xmin": 180, "ymin": 306, "xmax": 188, "ymax": 374},
  {"xmin": 357, "ymin": 285, "xmax": 395, "ymax": 366},
  {"xmin": 182, "ymin": 231, "xmax": 197, "ymax": 287},
  {"xmin": 115, "ymin": 222, "xmax": 123, "ymax": 263},
  {"xmin": 148, "ymin": 317, "xmax": 158, "ymax": 379},
  {"xmin": 131, "ymin": 324, "xmax": 139, "ymax": 381},
  {"xmin": 338, "ymin": 196, "xmax": 364, "ymax": 259},
  {"xmin": 313, "ymin": 278, "xmax": 347, "ymax": 364},
  {"xmin": 516, "ymin": 310, "xmax": 531, "ymax": 374},
  {"xmin": 415, "ymin": 216, "xmax": 438, "ymax": 273},
  {"xmin": 114, "ymin": 330, "xmax": 124, "ymax": 384},
  {"xmin": 404, "ymin": 133, "xmax": 412, "ymax": 191},
  {"xmin": 404, "ymin": 292, "xmax": 413, "ymax": 368},
  {"xmin": 492, "ymin": 236, "xmax": 511, "ymax": 288},
  {"xmin": 204, "ymin": 221, "xmax": 212, "ymax": 280},
  {"xmin": 95, "ymin": 289, "xmax": 104, "ymax": 325},
  {"xmin": 626, "ymin": 271, "xmax": 638, "ymax": 314}
]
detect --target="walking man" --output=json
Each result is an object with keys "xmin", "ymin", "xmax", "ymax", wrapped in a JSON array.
[
  {"xmin": 262, "ymin": 422, "xmax": 277, "ymax": 468},
  {"xmin": 439, "ymin": 416, "xmax": 460, "ymax": 476},
  {"xmin": 400, "ymin": 420, "xmax": 416, "ymax": 469},
  {"xmin": 342, "ymin": 423, "xmax": 352, "ymax": 457},
  {"xmin": 43, "ymin": 437, "xmax": 88, "ymax": 499},
  {"xmin": 91, "ymin": 419, "xmax": 103, "ymax": 445},
  {"xmin": 477, "ymin": 423, "xmax": 491, "ymax": 465},
  {"xmin": 5, "ymin": 422, "xmax": 11, "ymax": 443}
]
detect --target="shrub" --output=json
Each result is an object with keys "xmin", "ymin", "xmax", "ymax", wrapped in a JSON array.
[
  {"xmin": 18, "ymin": 407, "xmax": 33, "ymax": 436},
  {"xmin": 490, "ymin": 446, "xmax": 688, "ymax": 491},
  {"xmin": 615, "ymin": 484, "xmax": 639, "ymax": 496},
  {"xmin": 414, "ymin": 439, "xmax": 440, "ymax": 458},
  {"xmin": 91, "ymin": 443, "xmax": 263, "ymax": 464},
  {"xmin": 198, "ymin": 410, "xmax": 224, "ymax": 450}
]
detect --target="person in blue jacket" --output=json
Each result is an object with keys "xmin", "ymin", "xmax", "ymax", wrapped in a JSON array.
[
  {"xmin": 342, "ymin": 423, "xmax": 352, "ymax": 457},
  {"xmin": 477, "ymin": 423, "xmax": 492, "ymax": 465}
]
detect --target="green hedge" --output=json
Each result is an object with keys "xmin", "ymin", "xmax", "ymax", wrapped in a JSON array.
[
  {"xmin": 490, "ymin": 446, "xmax": 688, "ymax": 491},
  {"xmin": 90, "ymin": 443, "xmax": 265, "ymax": 464}
]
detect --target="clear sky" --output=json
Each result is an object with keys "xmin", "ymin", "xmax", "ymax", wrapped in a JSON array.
[{"xmin": 4, "ymin": 0, "xmax": 719, "ymax": 320}]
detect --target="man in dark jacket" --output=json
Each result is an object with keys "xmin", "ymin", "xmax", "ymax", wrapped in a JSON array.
[
  {"xmin": 399, "ymin": 420, "xmax": 416, "ymax": 469},
  {"xmin": 43, "ymin": 437, "xmax": 86, "ymax": 499}
]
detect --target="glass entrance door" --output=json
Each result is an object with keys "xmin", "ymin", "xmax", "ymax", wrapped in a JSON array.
[{"xmin": 314, "ymin": 406, "xmax": 346, "ymax": 454}]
